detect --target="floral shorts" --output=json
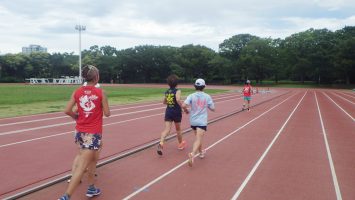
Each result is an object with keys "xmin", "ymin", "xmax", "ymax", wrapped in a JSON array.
[{"xmin": 75, "ymin": 132, "xmax": 102, "ymax": 150}]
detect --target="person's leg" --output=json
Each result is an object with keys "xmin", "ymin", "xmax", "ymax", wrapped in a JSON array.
[
  {"xmin": 242, "ymin": 97, "xmax": 246, "ymax": 110},
  {"xmin": 67, "ymin": 154, "xmax": 80, "ymax": 183},
  {"xmin": 188, "ymin": 128, "xmax": 205, "ymax": 166},
  {"xmin": 175, "ymin": 122, "xmax": 186, "ymax": 150},
  {"xmin": 159, "ymin": 121, "xmax": 172, "ymax": 145},
  {"xmin": 65, "ymin": 149, "xmax": 95, "ymax": 196},
  {"xmin": 157, "ymin": 121, "xmax": 172, "ymax": 155},
  {"xmin": 247, "ymin": 99, "xmax": 251, "ymax": 110},
  {"xmin": 191, "ymin": 128, "xmax": 205, "ymax": 156},
  {"xmin": 86, "ymin": 148, "xmax": 100, "ymax": 185},
  {"xmin": 175, "ymin": 122, "xmax": 182, "ymax": 144}
]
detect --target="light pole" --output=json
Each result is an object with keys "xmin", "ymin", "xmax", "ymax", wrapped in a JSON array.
[{"xmin": 75, "ymin": 24, "xmax": 86, "ymax": 82}]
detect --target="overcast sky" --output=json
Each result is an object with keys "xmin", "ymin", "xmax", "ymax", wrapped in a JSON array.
[{"xmin": 0, "ymin": 0, "xmax": 354, "ymax": 54}]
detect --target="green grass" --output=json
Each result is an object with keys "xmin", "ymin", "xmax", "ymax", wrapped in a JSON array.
[{"xmin": 0, "ymin": 84, "xmax": 226, "ymax": 118}]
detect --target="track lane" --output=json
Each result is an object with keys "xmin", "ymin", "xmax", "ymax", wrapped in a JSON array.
[
  {"xmin": 317, "ymin": 91, "xmax": 355, "ymax": 200},
  {"xmin": 233, "ymin": 91, "xmax": 338, "ymax": 200},
  {"xmin": 16, "ymin": 90, "xmax": 297, "ymax": 200},
  {"xmin": 0, "ymin": 93, "xmax": 236, "ymax": 125},
  {"xmin": 0, "ymin": 93, "xmax": 243, "ymax": 146},
  {"xmin": 1, "ymin": 91, "xmax": 284, "ymax": 198}
]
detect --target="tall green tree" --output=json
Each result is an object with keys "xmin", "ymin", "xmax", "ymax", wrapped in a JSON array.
[{"xmin": 238, "ymin": 38, "xmax": 274, "ymax": 83}]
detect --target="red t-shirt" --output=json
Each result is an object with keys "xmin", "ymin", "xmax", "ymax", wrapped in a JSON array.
[
  {"xmin": 243, "ymin": 85, "xmax": 252, "ymax": 97},
  {"xmin": 74, "ymin": 86, "xmax": 103, "ymax": 134}
]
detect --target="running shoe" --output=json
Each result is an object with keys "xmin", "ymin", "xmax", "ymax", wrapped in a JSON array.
[
  {"xmin": 58, "ymin": 194, "xmax": 70, "ymax": 200},
  {"xmin": 86, "ymin": 186, "xmax": 101, "ymax": 197},
  {"xmin": 157, "ymin": 143, "xmax": 163, "ymax": 155},
  {"xmin": 188, "ymin": 153, "xmax": 194, "ymax": 167},
  {"xmin": 177, "ymin": 140, "xmax": 187, "ymax": 150},
  {"xmin": 199, "ymin": 149, "xmax": 206, "ymax": 159}
]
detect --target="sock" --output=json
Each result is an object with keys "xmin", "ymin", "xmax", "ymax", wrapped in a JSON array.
[{"xmin": 88, "ymin": 184, "xmax": 95, "ymax": 190}]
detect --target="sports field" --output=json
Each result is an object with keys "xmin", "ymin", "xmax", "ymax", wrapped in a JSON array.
[
  {"xmin": 0, "ymin": 84, "xmax": 354, "ymax": 200},
  {"xmin": 0, "ymin": 84, "xmax": 225, "ymax": 118}
]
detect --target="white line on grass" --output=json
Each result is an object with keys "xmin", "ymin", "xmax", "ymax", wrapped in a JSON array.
[
  {"xmin": 323, "ymin": 92, "xmax": 355, "ymax": 122},
  {"xmin": 315, "ymin": 92, "xmax": 342, "ymax": 200},
  {"xmin": 122, "ymin": 92, "xmax": 298, "ymax": 200},
  {"xmin": 230, "ymin": 91, "xmax": 306, "ymax": 199}
]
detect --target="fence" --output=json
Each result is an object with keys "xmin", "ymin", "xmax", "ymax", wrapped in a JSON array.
[{"xmin": 26, "ymin": 76, "xmax": 83, "ymax": 85}]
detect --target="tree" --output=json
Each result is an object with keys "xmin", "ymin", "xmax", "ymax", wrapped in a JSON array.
[
  {"xmin": 334, "ymin": 26, "xmax": 355, "ymax": 84},
  {"xmin": 175, "ymin": 44, "xmax": 216, "ymax": 82},
  {"xmin": 238, "ymin": 38, "xmax": 274, "ymax": 83}
]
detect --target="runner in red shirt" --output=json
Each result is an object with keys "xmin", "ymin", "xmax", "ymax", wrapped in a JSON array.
[
  {"xmin": 242, "ymin": 80, "xmax": 253, "ymax": 111},
  {"xmin": 59, "ymin": 65, "xmax": 110, "ymax": 200}
]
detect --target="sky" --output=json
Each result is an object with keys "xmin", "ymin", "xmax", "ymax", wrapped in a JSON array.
[{"xmin": 0, "ymin": 0, "xmax": 354, "ymax": 54}]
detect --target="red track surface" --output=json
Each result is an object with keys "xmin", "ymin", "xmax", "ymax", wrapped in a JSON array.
[{"xmin": 0, "ymin": 86, "xmax": 354, "ymax": 200}]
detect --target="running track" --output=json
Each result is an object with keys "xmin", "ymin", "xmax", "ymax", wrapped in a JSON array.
[{"xmin": 0, "ymin": 87, "xmax": 354, "ymax": 200}]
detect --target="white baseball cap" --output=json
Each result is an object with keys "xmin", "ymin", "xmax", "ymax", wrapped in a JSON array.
[{"xmin": 195, "ymin": 78, "xmax": 206, "ymax": 86}]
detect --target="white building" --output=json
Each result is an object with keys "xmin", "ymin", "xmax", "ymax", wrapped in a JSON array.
[{"xmin": 22, "ymin": 44, "xmax": 47, "ymax": 54}]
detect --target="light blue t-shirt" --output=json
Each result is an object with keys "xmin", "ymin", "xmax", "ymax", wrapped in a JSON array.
[{"xmin": 184, "ymin": 91, "xmax": 215, "ymax": 126}]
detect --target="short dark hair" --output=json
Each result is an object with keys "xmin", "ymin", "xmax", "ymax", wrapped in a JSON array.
[
  {"xmin": 167, "ymin": 74, "xmax": 179, "ymax": 88},
  {"xmin": 194, "ymin": 85, "xmax": 205, "ymax": 91},
  {"xmin": 82, "ymin": 65, "xmax": 99, "ymax": 82}
]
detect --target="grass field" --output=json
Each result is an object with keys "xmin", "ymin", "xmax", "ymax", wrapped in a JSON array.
[{"xmin": 0, "ymin": 84, "xmax": 226, "ymax": 118}]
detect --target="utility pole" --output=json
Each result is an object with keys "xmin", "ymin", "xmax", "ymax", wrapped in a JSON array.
[{"xmin": 75, "ymin": 24, "xmax": 86, "ymax": 82}]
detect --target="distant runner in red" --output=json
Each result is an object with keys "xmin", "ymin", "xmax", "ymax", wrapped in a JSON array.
[
  {"xmin": 59, "ymin": 65, "xmax": 110, "ymax": 200},
  {"xmin": 242, "ymin": 80, "xmax": 253, "ymax": 111}
]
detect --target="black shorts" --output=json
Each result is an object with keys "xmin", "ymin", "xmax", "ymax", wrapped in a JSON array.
[
  {"xmin": 191, "ymin": 126, "xmax": 207, "ymax": 131},
  {"xmin": 164, "ymin": 111, "xmax": 182, "ymax": 122}
]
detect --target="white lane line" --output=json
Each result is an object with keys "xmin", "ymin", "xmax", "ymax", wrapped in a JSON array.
[
  {"xmin": 0, "ymin": 94, "xmax": 242, "ymax": 136},
  {"xmin": 0, "ymin": 122, "xmax": 73, "ymax": 136},
  {"xmin": 0, "ymin": 116, "xmax": 70, "ymax": 127},
  {"xmin": 0, "ymin": 107, "xmax": 163, "ymax": 136},
  {"xmin": 332, "ymin": 92, "xmax": 355, "ymax": 105},
  {"xmin": 0, "ymin": 97, "xmax": 243, "ymax": 148},
  {"xmin": 0, "ymin": 106, "xmax": 165, "ymax": 136},
  {"xmin": 231, "ymin": 91, "xmax": 307, "ymax": 200},
  {"xmin": 0, "ymin": 93, "xmax": 240, "ymax": 127},
  {"xmin": 323, "ymin": 92, "xmax": 355, "ymax": 122},
  {"xmin": 315, "ymin": 92, "xmax": 342, "ymax": 200},
  {"xmin": 0, "ymin": 113, "xmax": 163, "ymax": 148},
  {"xmin": 337, "ymin": 91, "xmax": 355, "ymax": 100},
  {"xmin": 122, "ymin": 92, "xmax": 298, "ymax": 200}
]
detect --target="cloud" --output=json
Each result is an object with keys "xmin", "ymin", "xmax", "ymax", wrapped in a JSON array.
[{"xmin": 0, "ymin": 0, "xmax": 354, "ymax": 54}]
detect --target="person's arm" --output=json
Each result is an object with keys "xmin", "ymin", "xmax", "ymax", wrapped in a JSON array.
[
  {"xmin": 207, "ymin": 96, "xmax": 215, "ymax": 112},
  {"xmin": 176, "ymin": 90, "xmax": 189, "ymax": 114},
  {"xmin": 181, "ymin": 94, "xmax": 191, "ymax": 114},
  {"xmin": 102, "ymin": 90, "xmax": 111, "ymax": 117},
  {"xmin": 163, "ymin": 95, "xmax": 167, "ymax": 104},
  {"xmin": 64, "ymin": 92, "xmax": 78, "ymax": 120},
  {"xmin": 181, "ymin": 102, "xmax": 189, "ymax": 114}
]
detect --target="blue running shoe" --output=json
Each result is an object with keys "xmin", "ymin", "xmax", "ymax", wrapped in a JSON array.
[
  {"xmin": 86, "ymin": 186, "xmax": 101, "ymax": 197},
  {"xmin": 58, "ymin": 194, "xmax": 70, "ymax": 200}
]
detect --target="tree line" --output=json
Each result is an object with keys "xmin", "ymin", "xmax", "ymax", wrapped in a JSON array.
[{"xmin": 0, "ymin": 26, "xmax": 354, "ymax": 84}]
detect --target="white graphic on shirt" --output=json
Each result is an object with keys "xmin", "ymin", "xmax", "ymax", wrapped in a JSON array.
[{"xmin": 79, "ymin": 95, "xmax": 98, "ymax": 117}]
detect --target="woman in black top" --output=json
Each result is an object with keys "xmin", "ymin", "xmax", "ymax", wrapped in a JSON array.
[{"xmin": 157, "ymin": 74, "xmax": 188, "ymax": 155}]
